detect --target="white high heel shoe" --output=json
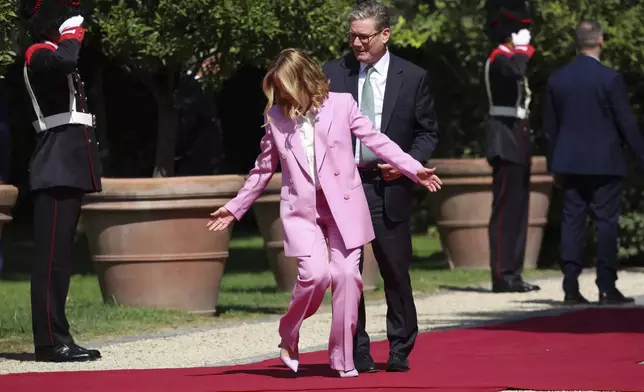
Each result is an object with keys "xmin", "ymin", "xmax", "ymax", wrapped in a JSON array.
[
  {"xmin": 279, "ymin": 345, "xmax": 299, "ymax": 373},
  {"xmin": 338, "ymin": 369, "xmax": 359, "ymax": 378}
]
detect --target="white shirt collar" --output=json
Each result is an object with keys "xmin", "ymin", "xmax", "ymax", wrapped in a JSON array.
[
  {"xmin": 297, "ymin": 108, "xmax": 316, "ymax": 124},
  {"xmin": 359, "ymin": 49, "xmax": 390, "ymax": 76},
  {"xmin": 584, "ymin": 54, "xmax": 600, "ymax": 62}
]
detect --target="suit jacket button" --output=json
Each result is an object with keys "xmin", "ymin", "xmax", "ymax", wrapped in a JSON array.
[
  {"xmin": 334, "ymin": 171, "xmax": 340, "ymax": 176},
  {"xmin": 344, "ymin": 194, "xmax": 350, "ymax": 200}
]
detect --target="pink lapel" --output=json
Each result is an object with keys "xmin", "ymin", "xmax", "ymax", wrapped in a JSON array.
[
  {"xmin": 277, "ymin": 112, "xmax": 311, "ymax": 179},
  {"xmin": 314, "ymin": 97, "xmax": 333, "ymax": 172}
]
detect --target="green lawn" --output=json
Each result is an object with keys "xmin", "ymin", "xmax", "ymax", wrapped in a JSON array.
[{"xmin": 0, "ymin": 232, "xmax": 552, "ymax": 352}]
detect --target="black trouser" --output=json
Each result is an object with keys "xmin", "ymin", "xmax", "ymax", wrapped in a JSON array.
[
  {"xmin": 559, "ymin": 175, "xmax": 622, "ymax": 294},
  {"xmin": 354, "ymin": 177, "xmax": 417, "ymax": 359},
  {"xmin": 31, "ymin": 186, "xmax": 84, "ymax": 348},
  {"xmin": 488, "ymin": 159, "xmax": 530, "ymax": 285}
]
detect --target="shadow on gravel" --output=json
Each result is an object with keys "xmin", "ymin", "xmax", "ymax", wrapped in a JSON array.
[
  {"xmin": 0, "ymin": 352, "xmax": 35, "ymax": 362},
  {"xmin": 438, "ymin": 285, "xmax": 491, "ymax": 293}
]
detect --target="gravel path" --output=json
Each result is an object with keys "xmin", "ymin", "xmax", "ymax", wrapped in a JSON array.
[{"xmin": 1, "ymin": 269, "xmax": 643, "ymax": 383}]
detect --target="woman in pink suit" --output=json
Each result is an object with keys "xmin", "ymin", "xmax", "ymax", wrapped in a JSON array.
[{"xmin": 207, "ymin": 48, "xmax": 441, "ymax": 378}]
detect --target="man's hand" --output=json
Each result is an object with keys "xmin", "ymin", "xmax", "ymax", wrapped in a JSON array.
[
  {"xmin": 207, "ymin": 207, "xmax": 235, "ymax": 231},
  {"xmin": 378, "ymin": 163, "xmax": 403, "ymax": 182},
  {"xmin": 416, "ymin": 167, "xmax": 442, "ymax": 192},
  {"xmin": 512, "ymin": 28, "xmax": 531, "ymax": 46}
]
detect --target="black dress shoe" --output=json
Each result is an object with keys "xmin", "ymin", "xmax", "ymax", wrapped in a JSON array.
[
  {"xmin": 354, "ymin": 351, "xmax": 377, "ymax": 373},
  {"xmin": 492, "ymin": 281, "xmax": 541, "ymax": 293},
  {"xmin": 563, "ymin": 292, "xmax": 590, "ymax": 305},
  {"xmin": 599, "ymin": 289, "xmax": 635, "ymax": 305},
  {"xmin": 386, "ymin": 353, "xmax": 409, "ymax": 372},
  {"xmin": 35, "ymin": 344, "xmax": 101, "ymax": 362}
]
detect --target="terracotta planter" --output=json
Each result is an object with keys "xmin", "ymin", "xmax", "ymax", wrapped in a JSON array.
[
  {"xmin": 253, "ymin": 173, "xmax": 379, "ymax": 292},
  {"xmin": 0, "ymin": 184, "xmax": 19, "ymax": 247},
  {"xmin": 81, "ymin": 175, "xmax": 246, "ymax": 315},
  {"xmin": 427, "ymin": 156, "xmax": 553, "ymax": 269}
]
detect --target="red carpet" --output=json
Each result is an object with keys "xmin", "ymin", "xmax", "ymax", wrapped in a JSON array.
[{"xmin": 2, "ymin": 308, "xmax": 644, "ymax": 392}]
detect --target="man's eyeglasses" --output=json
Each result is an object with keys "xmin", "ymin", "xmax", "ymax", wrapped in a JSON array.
[{"xmin": 347, "ymin": 30, "xmax": 383, "ymax": 45}]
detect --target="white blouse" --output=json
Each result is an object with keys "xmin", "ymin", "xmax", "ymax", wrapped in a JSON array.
[{"xmin": 297, "ymin": 111, "xmax": 321, "ymax": 189}]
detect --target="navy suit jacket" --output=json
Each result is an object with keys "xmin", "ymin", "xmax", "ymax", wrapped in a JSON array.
[{"xmin": 543, "ymin": 55, "xmax": 644, "ymax": 177}]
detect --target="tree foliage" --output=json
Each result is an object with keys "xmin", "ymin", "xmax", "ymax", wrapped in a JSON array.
[
  {"xmin": 90, "ymin": 0, "xmax": 353, "ymax": 177},
  {"xmin": 0, "ymin": 0, "xmax": 18, "ymax": 78},
  {"xmin": 93, "ymin": 0, "xmax": 353, "ymax": 89}
]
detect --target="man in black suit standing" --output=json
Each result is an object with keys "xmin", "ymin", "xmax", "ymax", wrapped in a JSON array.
[
  {"xmin": 323, "ymin": 0, "xmax": 439, "ymax": 373},
  {"xmin": 483, "ymin": 1, "xmax": 541, "ymax": 293},
  {"xmin": 543, "ymin": 19, "xmax": 643, "ymax": 305}
]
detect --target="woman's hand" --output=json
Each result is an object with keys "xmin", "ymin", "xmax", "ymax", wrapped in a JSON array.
[
  {"xmin": 416, "ymin": 167, "xmax": 443, "ymax": 192},
  {"xmin": 207, "ymin": 207, "xmax": 235, "ymax": 231}
]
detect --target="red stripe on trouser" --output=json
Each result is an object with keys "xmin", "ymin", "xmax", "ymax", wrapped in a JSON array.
[
  {"xmin": 496, "ymin": 169, "xmax": 507, "ymax": 280},
  {"xmin": 46, "ymin": 199, "xmax": 58, "ymax": 345}
]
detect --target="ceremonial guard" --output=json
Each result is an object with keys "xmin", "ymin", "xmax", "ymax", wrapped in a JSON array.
[
  {"xmin": 483, "ymin": 0, "xmax": 540, "ymax": 293},
  {"xmin": 20, "ymin": 0, "xmax": 102, "ymax": 362}
]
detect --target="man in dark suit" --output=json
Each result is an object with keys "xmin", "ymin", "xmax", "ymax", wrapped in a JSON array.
[
  {"xmin": 483, "ymin": 2, "xmax": 541, "ymax": 293},
  {"xmin": 323, "ymin": 0, "xmax": 439, "ymax": 373},
  {"xmin": 543, "ymin": 19, "xmax": 642, "ymax": 305}
]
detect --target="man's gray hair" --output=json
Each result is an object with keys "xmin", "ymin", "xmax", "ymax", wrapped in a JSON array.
[
  {"xmin": 575, "ymin": 19, "xmax": 603, "ymax": 50},
  {"xmin": 348, "ymin": 1, "xmax": 390, "ymax": 31}
]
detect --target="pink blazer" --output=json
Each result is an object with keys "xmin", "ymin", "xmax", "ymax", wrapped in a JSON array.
[{"xmin": 225, "ymin": 92, "xmax": 423, "ymax": 257}]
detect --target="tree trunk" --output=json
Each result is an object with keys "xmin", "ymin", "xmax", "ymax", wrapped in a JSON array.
[
  {"xmin": 153, "ymin": 92, "xmax": 179, "ymax": 177},
  {"xmin": 137, "ymin": 68, "xmax": 179, "ymax": 178}
]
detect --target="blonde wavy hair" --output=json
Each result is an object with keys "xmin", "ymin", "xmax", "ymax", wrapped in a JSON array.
[{"xmin": 262, "ymin": 48, "xmax": 330, "ymax": 124}]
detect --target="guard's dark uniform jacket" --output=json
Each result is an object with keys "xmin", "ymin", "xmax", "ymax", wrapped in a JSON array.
[
  {"xmin": 24, "ymin": 26, "xmax": 102, "ymax": 193},
  {"xmin": 483, "ymin": 43, "xmax": 534, "ymax": 166}
]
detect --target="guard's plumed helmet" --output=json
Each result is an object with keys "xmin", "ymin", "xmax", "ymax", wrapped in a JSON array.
[
  {"xmin": 485, "ymin": 0, "xmax": 532, "ymax": 44},
  {"xmin": 20, "ymin": 0, "xmax": 81, "ymax": 38}
]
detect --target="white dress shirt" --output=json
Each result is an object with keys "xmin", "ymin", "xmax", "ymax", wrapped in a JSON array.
[
  {"xmin": 356, "ymin": 50, "xmax": 390, "ymax": 164},
  {"xmin": 297, "ymin": 111, "xmax": 321, "ymax": 189}
]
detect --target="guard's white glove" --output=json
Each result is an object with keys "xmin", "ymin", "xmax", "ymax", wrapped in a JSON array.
[
  {"xmin": 59, "ymin": 15, "xmax": 84, "ymax": 33},
  {"xmin": 511, "ymin": 29, "xmax": 531, "ymax": 46}
]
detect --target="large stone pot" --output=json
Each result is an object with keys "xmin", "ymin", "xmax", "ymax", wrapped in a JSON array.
[
  {"xmin": 81, "ymin": 175, "xmax": 246, "ymax": 315},
  {"xmin": 427, "ymin": 156, "xmax": 553, "ymax": 269},
  {"xmin": 253, "ymin": 173, "xmax": 379, "ymax": 292},
  {"xmin": 0, "ymin": 184, "xmax": 19, "ymax": 247}
]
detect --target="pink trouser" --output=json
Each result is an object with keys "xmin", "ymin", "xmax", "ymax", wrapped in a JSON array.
[{"xmin": 278, "ymin": 190, "xmax": 363, "ymax": 371}]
